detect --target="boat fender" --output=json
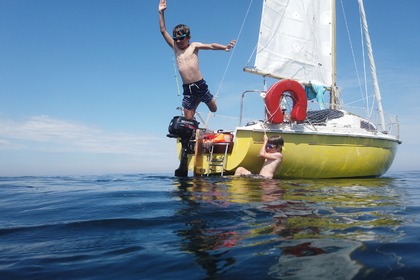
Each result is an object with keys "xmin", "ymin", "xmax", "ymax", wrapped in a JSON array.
[{"xmin": 265, "ymin": 79, "xmax": 307, "ymax": 124}]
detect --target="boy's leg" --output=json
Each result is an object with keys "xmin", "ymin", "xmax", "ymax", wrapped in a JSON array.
[
  {"xmin": 182, "ymin": 94, "xmax": 197, "ymax": 120},
  {"xmin": 234, "ymin": 167, "xmax": 252, "ymax": 177},
  {"xmin": 183, "ymin": 100, "xmax": 215, "ymax": 119},
  {"xmin": 183, "ymin": 108, "xmax": 195, "ymax": 120},
  {"xmin": 206, "ymin": 99, "xmax": 217, "ymax": 113}
]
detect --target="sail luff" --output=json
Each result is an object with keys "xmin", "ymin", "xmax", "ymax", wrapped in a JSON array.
[{"xmin": 357, "ymin": 0, "xmax": 387, "ymax": 132}]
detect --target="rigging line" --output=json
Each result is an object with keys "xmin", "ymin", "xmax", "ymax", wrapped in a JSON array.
[
  {"xmin": 244, "ymin": 0, "xmax": 260, "ymax": 67},
  {"xmin": 262, "ymin": 122, "xmax": 267, "ymax": 137},
  {"xmin": 214, "ymin": 0, "xmax": 255, "ymax": 100},
  {"xmin": 172, "ymin": 49, "xmax": 183, "ymax": 115},
  {"xmin": 342, "ymin": 94, "xmax": 375, "ymax": 107},
  {"xmin": 246, "ymin": 44, "xmax": 258, "ymax": 68},
  {"xmin": 261, "ymin": 96, "xmax": 270, "ymax": 137},
  {"xmin": 358, "ymin": 7, "xmax": 375, "ymax": 119},
  {"xmin": 172, "ymin": 53, "xmax": 181, "ymax": 96},
  {"xmin": 340, "ymin": 0, "xmax": 364, "ymax": 104},
  {"xmin": 203, "ymin": 0, "xmax": 255, "ymax": 128}
]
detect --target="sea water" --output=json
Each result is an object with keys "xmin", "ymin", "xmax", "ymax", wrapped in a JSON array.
[{"xmin": 0, "ymin": 171, "xmax": 419, "ymax": 279}]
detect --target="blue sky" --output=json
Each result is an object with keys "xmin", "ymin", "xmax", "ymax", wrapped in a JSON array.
[{"xmin": 0, "ymin": 0, "xmax": 419, "ymax": 176}]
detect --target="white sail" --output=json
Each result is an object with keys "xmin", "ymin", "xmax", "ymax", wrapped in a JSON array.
[{"xmin": 254, "ymin": 0, "xmax": 333, "ymax": 86}]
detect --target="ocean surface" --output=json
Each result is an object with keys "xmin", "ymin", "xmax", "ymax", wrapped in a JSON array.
[{"xmin": 0, "ymin": 171, "xmax": 419, "ymax": 279}]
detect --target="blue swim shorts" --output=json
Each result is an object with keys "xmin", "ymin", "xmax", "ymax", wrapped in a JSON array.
[{"xmin": 182, "ymin": 79, "xmax": 214, "ymax": 110}]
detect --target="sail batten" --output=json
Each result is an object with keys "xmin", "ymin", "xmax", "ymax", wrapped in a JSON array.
[{"xmin": 254, "ymin": 0, "xmax": 333, "ymax": 86}]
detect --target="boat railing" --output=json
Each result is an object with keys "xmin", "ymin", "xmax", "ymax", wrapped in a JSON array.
[
  {"xmin": 239, "ymin": 90, "xmax": 266, "ymax": 126},
  {"xmin": 197, "ymin": 95, "xmax": 400, "ymax": 141},
  {"xmin": 324, "ymin": 104, "xmax": 400, "ymax": 139}
]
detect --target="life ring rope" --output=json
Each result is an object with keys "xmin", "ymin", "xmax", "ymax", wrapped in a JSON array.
[{"xmin": 264, "ymin": 101, "xmax": 280, "ymax": 122}]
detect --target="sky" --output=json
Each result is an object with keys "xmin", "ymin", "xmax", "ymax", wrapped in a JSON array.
[{"xmin": 0, "ymin": 0, "xmax": 419, "ymax": 176}]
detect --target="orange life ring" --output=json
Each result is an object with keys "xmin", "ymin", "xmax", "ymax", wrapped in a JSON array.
[{"xmin": 264, "ymin": 79, "xmax": 307, "ymax": 124}]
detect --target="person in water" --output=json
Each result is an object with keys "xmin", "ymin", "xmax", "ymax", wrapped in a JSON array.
[
  {"xmin": 234, "ymin": 135, "xmax": 284, "ymax": 179},
  {"xmin": 158, "ymin": 0, "xmax": 236, "ymax": 120}
]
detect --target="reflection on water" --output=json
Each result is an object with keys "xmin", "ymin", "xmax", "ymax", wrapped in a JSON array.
[{"xmin": 172, "ymin": 176, "xmax": 406, "ymax": 279}]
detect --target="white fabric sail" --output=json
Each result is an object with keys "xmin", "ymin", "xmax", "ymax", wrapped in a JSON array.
[{"xmin": 254, "ymin": 0, "xmax": 333, "ymax": 86}]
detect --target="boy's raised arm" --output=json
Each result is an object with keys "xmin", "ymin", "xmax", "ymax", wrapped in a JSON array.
[{"xmin": 158, "ymin": 0, "xmax": 174, "ymax": 48}]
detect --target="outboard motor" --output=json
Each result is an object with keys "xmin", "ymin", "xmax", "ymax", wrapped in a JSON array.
[
  {"xmin": 167, "ymin": 116, "xmax": 199, "ymax": 177},
  {"xmin": 167, "ymin": 116, "xmax": 198, "ymax": 139}
]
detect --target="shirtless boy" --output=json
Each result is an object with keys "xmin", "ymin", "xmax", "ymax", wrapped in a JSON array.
[
  {"xmin": 234, "ymin": 135, "xmax": 284, "ymax": 179},
  {"xmin": 158, "ymin": 0, "xmax": 236, "ymax": 120}
]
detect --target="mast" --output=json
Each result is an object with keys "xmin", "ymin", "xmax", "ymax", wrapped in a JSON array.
[
  {"xmin": 358, "ymin": 0, "xmax": 387, "ymax": 132},
  {"xmin": 330, "ymin": 0, "xmax": 339, "ymax": 108}
]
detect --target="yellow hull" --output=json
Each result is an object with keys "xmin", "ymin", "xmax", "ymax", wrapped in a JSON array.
[{"xmin": 177, "ymin": 129, "xmax": 399, "ymax": 179}]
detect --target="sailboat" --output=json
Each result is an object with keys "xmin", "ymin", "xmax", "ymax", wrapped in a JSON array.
[{"xmin": 168, "ymin": 0, "xmax": 401, "ymax": 179}]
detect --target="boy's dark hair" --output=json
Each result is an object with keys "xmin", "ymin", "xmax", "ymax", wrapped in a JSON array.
[
  {"xmin": 173, "ymin": 24, "xmax": 190, "ymax": 37},
  {"xmin": 267, "ymin": 135, "xmax": 284, "ymax": 147}
]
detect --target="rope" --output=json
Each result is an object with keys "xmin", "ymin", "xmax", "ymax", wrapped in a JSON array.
[
  {"xmin": 263, "ymin": 100, "xmax": 282, "ymax": 127},
  {"xmin": 214, "ymin": 0, "xmax": 254, "ymax": 100},
  {"xmin": 340, "ymin": 0, "xmax": 371, "ymax": 115},
  {"xmin": 203, "ymin": 0, "xmax": 256, "ymax": 127},
  {"xmin": 172, "ymin": 54, "xmax": 181, "ymax": 96}
]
